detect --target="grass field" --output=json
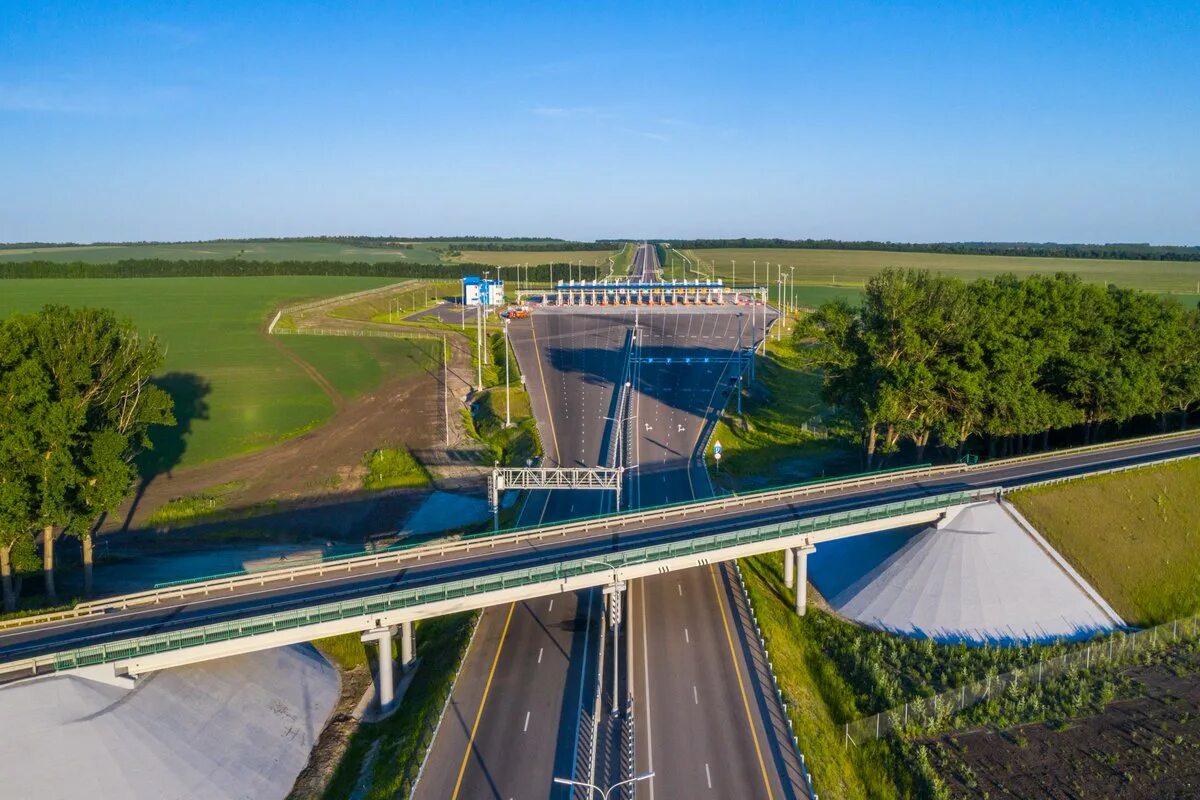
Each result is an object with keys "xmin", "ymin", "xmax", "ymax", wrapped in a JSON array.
[
  {"xmin": 0, "ymin": 240, "xmax": 445, "ymax": 264},
  {"xmin": 674, "ymin": 247, "xmax": 1200, "ymax": 306},
  {"xmin": 707, "ymin": 335, "xmax": 859, "ymax": 490},
  {"xmin": 447, "ymin": 246, "xmax": 626, "ymax": 270},
  {"xmin": 1011, "ymin": 459, "xmax": 1200, "ymax": 627},
  {"xmin": 0, "ymin": 277, "xmax": 438, "ymax": 467}
]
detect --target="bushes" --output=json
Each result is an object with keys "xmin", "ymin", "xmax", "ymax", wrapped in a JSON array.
[
  {"xmin": 362, "ymin": 448, "xmax": 431, "ymax": 490},
  {"xmin": 0, "ymin": 258, "xmax": 574, "ymax": 282}
]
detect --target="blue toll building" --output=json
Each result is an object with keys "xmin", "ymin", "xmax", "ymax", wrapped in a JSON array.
[{"xmin": 462, "ymin": 276, "xmax": 506, "ymax": 306}]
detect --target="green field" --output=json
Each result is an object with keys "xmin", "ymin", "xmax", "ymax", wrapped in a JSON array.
[
  {"xmin": 1011, "ymin": 458, "xmax": 1200, "ymax": 627},
  {"xmin": 0, "ymin": 278, "xmax": 438, "ymax": 467},
  {"xmin": 0, "ymin": 240, "xmax": 444, "ymax": 264},
  {"xmin": 449, "ymin": 247, "xmax": 625, "ymax": 269},
  {"xmin": 673, "ymin": 247, "xmax": 1200, "ymax": 306}
]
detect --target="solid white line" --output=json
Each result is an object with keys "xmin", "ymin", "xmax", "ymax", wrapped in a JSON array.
[
  {"xmin": 705, "ymin": 762, "xmax": 713, "ymax": 789},
  {"xmin": 537, "ymin": 647, "xmax": 543, "ymax": 664},
  {"xmin": 523, "ymin": 710, "xmax": 531, "ymax": 732}
]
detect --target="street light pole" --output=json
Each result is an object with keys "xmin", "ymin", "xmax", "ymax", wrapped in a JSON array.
[
  {"xmin": 504, "ymin": 317, "xmax": 511, "ymax": 427},
  {"xmin": 789, "ymin": 265, "xmax": 796, "ymax": 330},
  {"xmin": 443, "ymin": 335, "xmax": 450, "ymax": 446},
  {"xmin": 476, "ymin": 304, "xmax": 483, "ymax": 390},
  {"xmin": 736, "ymin": 311, "xmax": 744, "ymax": 415}
]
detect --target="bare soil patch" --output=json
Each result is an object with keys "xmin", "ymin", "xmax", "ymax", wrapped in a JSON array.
[
  {"xmin": 105, "ymin": 367, "xmax": 443, "ymax": 542},
  {"xmin": 931, "ymin": 662, "xmax": 1200, "ymax": 799},
  {"xmin": 288, "ymin": 664, "xmax": 374, "ymax": 800}
]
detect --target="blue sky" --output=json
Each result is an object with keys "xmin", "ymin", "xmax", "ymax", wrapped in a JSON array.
[{"xmin": 1, "ymin": 1, "xmax": 1197, "ymax": 243}]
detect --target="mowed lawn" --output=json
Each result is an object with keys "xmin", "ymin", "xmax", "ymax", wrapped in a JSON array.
[
  {"xmin": 675, "ymin": 247, "xmax": 1200, "ymax": 304},
  {"xmin": 1011, "ymin": 458, "xmax": 1200, "ymax": 626},
  {"xmin": 0, "ymin": 240, "xmax": 444, "ymax": 264},
  {"xmin": 0, "ymin": 277, "xmax": 436, "ymax": 467}
]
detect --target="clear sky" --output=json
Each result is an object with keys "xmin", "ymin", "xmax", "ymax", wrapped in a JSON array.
[{"xmin": 2, "ymin": 1, "xmax": 1197, "ymax": 244}]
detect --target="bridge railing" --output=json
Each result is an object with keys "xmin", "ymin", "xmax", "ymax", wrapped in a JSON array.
[
  {"xmin": 1, "ymin": 488, "xmax": 996, "ymax": 680},
  {"xmin": 3, "ymin": 427, "xmax": 1197, "ymax": 634}
]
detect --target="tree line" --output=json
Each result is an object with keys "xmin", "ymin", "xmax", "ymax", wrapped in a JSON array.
[
  {"xmin": 0, "ymin": 235, "xmax": 573, "ymax": 249},
  {"xmin": 665, "ymin": 238, "xmax": 1200, "ymax": 262},
  {"xmin": 0, "ymin": 259, "xmax": 590, "ymax": 282},
  {"xmin": 801, "ymin": 269, "xmax": 1200, "ymax": 467},
  {"xmin": 0, "ymin": 307, "xmax": 172, "ymax": 611}
]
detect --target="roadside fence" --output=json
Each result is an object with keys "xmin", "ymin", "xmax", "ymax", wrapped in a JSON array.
[
  {"xmin": 274, "ymin": 325, "xmax": 440, "ymax": 342},
  {"xmin": 844, "ymin": 612, "xmax": 1200, "ymax": 746}
]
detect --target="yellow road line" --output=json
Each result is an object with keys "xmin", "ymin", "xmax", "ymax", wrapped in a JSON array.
[
  {"xmin": 708, "ymin": 564, "xmax": 775, "ymax": 800},
  {"xmin": 529, "ymin": 317, "xmax": 562, "ymax": 464},
  {"xmin": 451, "ymin": 602, "xmax": 516, "ymax": 799}
]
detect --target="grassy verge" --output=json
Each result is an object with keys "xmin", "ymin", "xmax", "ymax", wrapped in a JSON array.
[
  {"xmin": 738, "ymin": 552, "xmax": 901, "ymax": 797},
  {"xmin": 362, "ymin": 447, "xmax": 432, "ymax": 491},
  {"xmin": 739, "ymin": 552, "xmax": 1094, "ymax": 797},
  {"xmin": 144, "ymin": 481, "xmax": 245, "ymax": 526},
  {"xmin": 468, "ymin": 386, "xmax": 540, "ymax": 467},
  {"xmin": 320, "ymin": 611, "xmax": 478, "ymax": 800},
  {"xmin": 1010, "ymin": 457, "xmax": 1200, "ymax": 626},
  {"xmin": 314, "ymin": 632, "xmax": 370, "ymax": 671},
  {"xmin": 707, "ymin": 336, "xmax": 858, "ymax": 491}
]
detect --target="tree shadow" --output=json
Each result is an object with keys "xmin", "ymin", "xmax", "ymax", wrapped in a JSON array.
[{"xmin": 122, "ymin": 372, "xmax": 212, "ymax": 531}]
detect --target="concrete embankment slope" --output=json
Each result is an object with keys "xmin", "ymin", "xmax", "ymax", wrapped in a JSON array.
[
  {"xmin": 819, "ymin": 500, "xmax": 1122, "ymax": 644},
  {"xmin": 0, "ymin": 645, "xmax": 338, "ymax": 800}
]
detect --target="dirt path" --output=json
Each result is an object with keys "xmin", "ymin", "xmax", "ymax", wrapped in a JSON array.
[
  {"xmin": 270, "ymin": 334, "xmax": 345, "ymax": 408},
  {"xmin": 107, "ymin": 366, "xmax": 443, "ymax": 538}
]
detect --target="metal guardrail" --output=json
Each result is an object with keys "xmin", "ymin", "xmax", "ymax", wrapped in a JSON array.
[
  {"xmin": 1, "ymin": 488, "xmax": 994, "ymax": 679},
  {"xmin": 10, "ymin": 462, "xmax": 957, "ymax": 625},
  {"xmin": 4, "ymin": 429, "xmax": 1197, "ymax": 634}
]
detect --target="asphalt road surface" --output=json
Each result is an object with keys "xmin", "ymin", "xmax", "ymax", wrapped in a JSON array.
[{"xmin": 416, "ymin": 309, "xmax": 630, "ymax": 800}]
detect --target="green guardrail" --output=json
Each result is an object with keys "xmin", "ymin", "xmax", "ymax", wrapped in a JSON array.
[
  {"xmin": 152, "ymin": 462, "xmax": 936, "ymax": 589},
  {"xmin": 46, "ymin": 488, "xmax": 990, "ymax": 673}
]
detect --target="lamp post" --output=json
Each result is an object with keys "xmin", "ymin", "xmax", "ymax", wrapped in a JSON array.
[
  {"xmin": 787, "ymin": 265, "xmax": 795, "ymax": 333},
  {"xmin": 504, "ymin": 316, "xmax": 511, "ymax": 427},
  {"xmin": 553, "ymin": 772, "xmax": 655, "ymax": 800},
  {"xmin": 582, "ymin": 556, "xmax": 625, "ymax": 718},
  {"xmin": 736, "ymin": 311, "xmax": 744, "ymax": 414},
  {"xmin": 476, "ymin": 303, "xmax": 483, "ymax": 390}
]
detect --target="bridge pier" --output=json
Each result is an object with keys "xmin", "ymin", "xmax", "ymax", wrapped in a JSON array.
[
  {"xmin": 361, "ymin": 626, "xmax": 396, "ymax": 711},
  {"xmin": 400, "ymin": 620, "xmax": 415, "ymax": 672},
  {"xmin": 794, "ymin": 545, "xmax": 816, "ymax": 616},
  {"xmin": 783, "ymin": 547, "xmax": 794, "ymax": 589}
]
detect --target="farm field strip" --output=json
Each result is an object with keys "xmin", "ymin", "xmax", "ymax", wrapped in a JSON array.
[
  {"xmin": 446, "ymin": 248, "xmax": 623, "ymax": 267},
  {"xmin": 677, "ymin": 247, "xmax": 1200, "ymax": 299},
  {"xmin": 0, "ymin": 241, "xmax": 445, "ymax": 264},
  {"xmin": 0, "ymin": 277, "xmax": 437, "ymax": 467}
]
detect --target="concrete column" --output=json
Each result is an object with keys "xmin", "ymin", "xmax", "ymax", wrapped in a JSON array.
[
  {"xmin": 783, "ymin": 547, "xmax": 795, "ymax": 589},
  {"xmin": 361, "ymin": 626, "xmax": 396, "ymax": 711},
  {"xmin": 795, "ymin": 546, "xmax": 815, "ymax": 616},
  {"xmin": 400, "ymin": 620, "xmax": 414, "ymax": 672}
]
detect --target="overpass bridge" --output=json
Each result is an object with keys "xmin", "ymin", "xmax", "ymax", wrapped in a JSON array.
[{"xmin": 2, "ymin": 429, "xmax": 1199, "ymax": 693}]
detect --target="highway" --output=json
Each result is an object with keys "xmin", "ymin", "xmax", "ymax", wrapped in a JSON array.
[
  {"xmin": 415, "ymin": 305, "xmax": 630, "ymax": 798},
  {"xmin": 616, "ymin": 244, "xmax": 803, "ymax": 798}
]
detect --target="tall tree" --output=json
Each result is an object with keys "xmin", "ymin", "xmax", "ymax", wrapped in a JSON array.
[{"xmin": 0, "ymin": 306, "xmax": 172, "ymax": 606}]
